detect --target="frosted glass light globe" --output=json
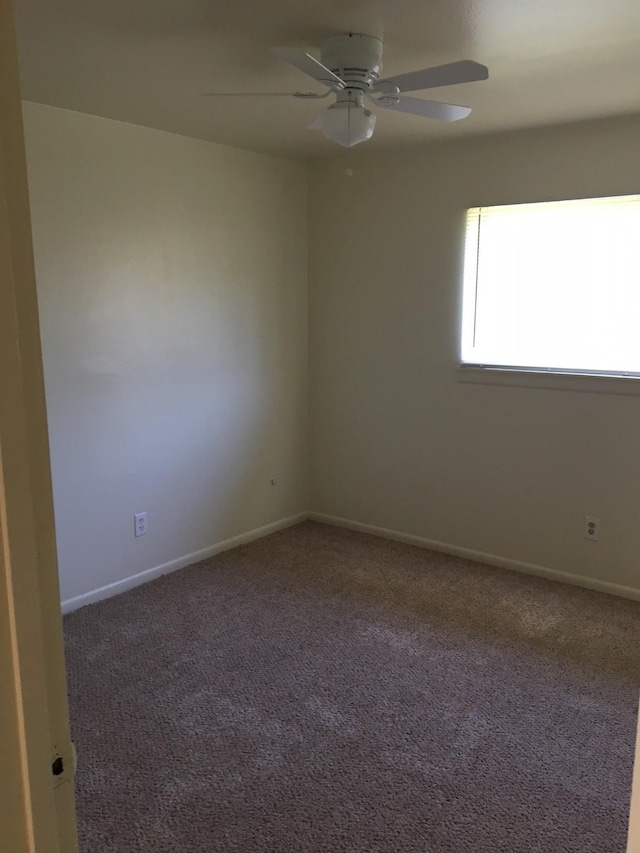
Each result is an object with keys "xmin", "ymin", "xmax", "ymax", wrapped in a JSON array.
[{"xmin": 321, "ymin": 101, "xmax": 376, "ymax": 148}]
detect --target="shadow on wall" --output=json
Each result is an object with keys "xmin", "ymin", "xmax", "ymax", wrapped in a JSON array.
[{"xmin": 22, "ymin": 101, "xmax": 308, "ymax": 608}]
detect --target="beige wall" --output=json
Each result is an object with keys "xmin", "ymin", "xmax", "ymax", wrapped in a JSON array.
[
  {"xmin": 309, "ymin": 114, "xmax": 640, "ymax": 595},
  {"xmin": 23, "ymin": 102, "xmax": 308, "ymax": 606},
  {"xmin": 21, "ymin": 103, "xmax": 640, "ymax": 602}
]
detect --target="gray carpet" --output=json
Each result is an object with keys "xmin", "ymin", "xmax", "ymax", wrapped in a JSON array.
[{"xmin": 64, "ymin": 521, "xmax": 640, "ymax": 852}]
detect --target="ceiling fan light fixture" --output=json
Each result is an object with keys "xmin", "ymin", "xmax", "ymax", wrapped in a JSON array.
[
  {"xmin": 320, "ymin": 101, "xmax": 376, "ymax": 148},
  {"xmin": 205, "ymin": 37, "xmax": 488, "ymax": 149}
]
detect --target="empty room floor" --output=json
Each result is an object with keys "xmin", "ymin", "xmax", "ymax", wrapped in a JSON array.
[{"xmin": 64, "ymin": 521, "xmax": 640, "ymax": 852}]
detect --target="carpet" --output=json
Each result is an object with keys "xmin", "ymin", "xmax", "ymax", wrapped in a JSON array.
[{"xmin": 64, "ymin": 520, "xmax": 640, "ymax": 852}]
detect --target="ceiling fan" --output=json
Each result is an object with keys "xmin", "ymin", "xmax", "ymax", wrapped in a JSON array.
[{"xmin": 203, "ymin": 33, "xmax": 489, "ymax": 148}]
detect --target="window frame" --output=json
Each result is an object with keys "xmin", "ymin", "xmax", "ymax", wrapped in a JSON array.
[{"xmin": 458, "ymin": 193, "xmax": 640, "ymax": 394}]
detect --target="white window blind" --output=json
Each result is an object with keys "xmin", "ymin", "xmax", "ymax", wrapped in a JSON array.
[{"xmin": 461, "ymin": 194, "xmax": 640, "ymax": 375}]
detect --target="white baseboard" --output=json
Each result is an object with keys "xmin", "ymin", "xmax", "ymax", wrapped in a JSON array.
[
  {"xmin": 61, "ymin": 512, "xmax": 308, "ymax": 615},
  {"xmin": 62, "ymin": 509, "xmax": 640, "ymax": 614},
  {"xmin": 309, "ymin": 512, "xmax": 640, "ymax": 602}
]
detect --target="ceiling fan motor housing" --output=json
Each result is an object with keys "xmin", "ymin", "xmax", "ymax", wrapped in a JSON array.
[{"xmin": 320, "ymin": 34, "xmax": 383, "ymax": 91}]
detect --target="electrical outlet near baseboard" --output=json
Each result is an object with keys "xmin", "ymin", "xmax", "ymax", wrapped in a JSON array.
[
  {"xmin": 583, "ymin": 516, "xmax": 600, "ymax": 541},
  {"xmin": 134, "ymin": 512, "xmax": 148, "ymax": 537}
]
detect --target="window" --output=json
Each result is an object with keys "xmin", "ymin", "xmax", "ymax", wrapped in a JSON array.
[{"xmin": 461, "ymin": 194, "xmax": 640, "ymax": 376}]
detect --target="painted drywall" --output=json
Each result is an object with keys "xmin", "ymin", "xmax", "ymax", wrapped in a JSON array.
[
  {"xmin": 309, "ymin": 114, "xmax": 640, "ymax": 594},
  {"xmin": 23, "ymin": 102, "xmax": 308, "ymax": 604}
]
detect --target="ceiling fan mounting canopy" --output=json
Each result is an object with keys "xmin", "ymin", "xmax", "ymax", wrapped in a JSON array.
[{"xmin": 320, "ymin": 33, "xmax": 383, "ymax": 91}]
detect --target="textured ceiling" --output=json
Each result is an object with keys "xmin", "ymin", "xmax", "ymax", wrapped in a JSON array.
[{"xmin": 14, "ymin": 0, "xmax": 640, "ymax": 159}]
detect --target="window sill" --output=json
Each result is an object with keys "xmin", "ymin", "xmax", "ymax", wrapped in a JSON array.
[{"xmin": 458, "ymin": 364, "xmax": 640, "ymax": 396}]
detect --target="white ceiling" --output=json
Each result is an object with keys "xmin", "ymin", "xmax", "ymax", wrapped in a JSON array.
[{"xmin": 15, "ymin": 0, "xmax": 640, "ymax": 159}]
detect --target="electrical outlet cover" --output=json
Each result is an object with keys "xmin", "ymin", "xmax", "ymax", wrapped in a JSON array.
[
  {"xmin": 583, "ymin": 516, "xmax": 600, "ymax": 541},
  {"xmin": 134, "ymin": 512, "xmax": 147, "ymax": 537}
]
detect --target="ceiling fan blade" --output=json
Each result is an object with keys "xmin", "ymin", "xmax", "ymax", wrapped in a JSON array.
[
  {"xmin": 377, "ymin": 96, "xmax": 471, "ymax": 122},
  {"xmin": 374, "ymin": 60, "xmax": 488, "ymax": 94},
  {"xmin": 271, "ymin": 47, "xmax": 345, "ymax": 89},
  {"xmin": 201, "ymin": 92, "xmax": 305, "ymax": 97}
]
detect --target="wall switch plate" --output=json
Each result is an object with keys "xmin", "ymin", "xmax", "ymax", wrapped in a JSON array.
[
  {"xmin": 584, "ymin": 516, "xmax": 600, "ymax": 541},
  {"xmin": 134, "ymin": 512, "xmax": 147, "ymax": 537}
]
